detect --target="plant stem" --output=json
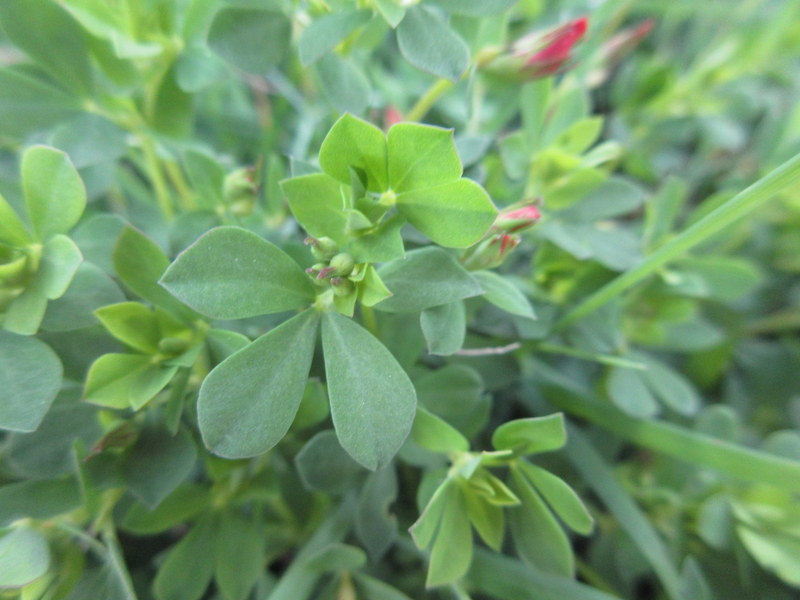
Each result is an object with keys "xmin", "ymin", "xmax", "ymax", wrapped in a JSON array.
[
  {"xmin": 406, "ymin": 78, "xmax": 455, "ymax": 122},
  {"xmin": 553, "ymin": 150, "xmax": 800, "ymax": 331},
  {"xmin": 360, "ymin": 305, "xmax": 379, "ymax": 338},
  {"xmin": 163, "ymin": 158, "xmax": 196, "ymax": 211},
  {"xmin": 138, "ymin": 134, "xmax": 174, "ymax": 220}
]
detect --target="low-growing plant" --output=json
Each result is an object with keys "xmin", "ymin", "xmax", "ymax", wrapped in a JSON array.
[{"xmin": 1, "ymin": 1, "xmax": 800, "ymax": 599}]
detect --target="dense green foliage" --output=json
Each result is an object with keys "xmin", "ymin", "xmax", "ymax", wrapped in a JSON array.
[{"xmin": 1, "ymin": 1, "xmax": 800, "ymax": 599}]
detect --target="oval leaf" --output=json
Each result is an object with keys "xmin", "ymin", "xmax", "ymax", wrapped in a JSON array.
[
  {"xmin": 160, "ymin": 226, "xmax": 315, "ymax": 319},
  {"xmin": 198, "ymin": 310, "xmax": 319, "ymax": 458},
  {"xmin": 322, "ymin": 311, "xmax": 416, "ymax": 470},
  {"xmin": 396, "ymin": 5, "xmax": 469, "ymax": 82}
]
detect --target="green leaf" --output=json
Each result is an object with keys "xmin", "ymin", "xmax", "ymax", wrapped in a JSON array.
[
  {"xmin": 375, "ymin": 0, "xmax": 406, "ymax": 28},
  {"xmin": 491, "ymin": 414, "xmax": 566, "ymax": 456},
  {"xmin": 377, "ymin": 247, "xmax": 483, "ymax": 312},
  {"xmin": 0, "ymin": 478, "xmax": 81, "ymax": 526},
  {"xmin": 95, "ymin": 302, "xmax": 160, "ymax": 354},
  {"xmin": 22, "ymin": 146, "xmax": 86, "ymax": 240},
  {"xmin": 348, "ymin": 215, "xmax": 406, "ymax": 263},
  {"xmin": 151, "ymin": 65, "xmax": 192, "ymax": 138},
  {"xmin": 411, "ymin": 406, "xmax": 469, "ymax": 453},
  {"xmin": 555, "ymin": 149, "xmax": 800, "ymax": 331},
  {"xmin": 410, "ymin": 479, "xmax": 451, "ymax": 548},
  {"xmin": 429, "ymin": 0, "xmax": 517, "ymax": 16},
  {"xmin": 316, "ymin": 53, "xmax": 372, "ymax": 116},
  {"xmin": 123, "ymin": 426, "xmax": 197, "ymax": 508},
  {"xmin": 463, "ymin": 486, "xmax": 505, "ymax": 550},
  {"xmin": 606, "ymin": 366, "xmax": 659, "ymax": 418},
  {"xmin": 518, "ymin": 461, "xmax": 593, "ymax": 535},
  {"xmin": 420, "ymin": 301, "xmax": 466, "ymax": 355},
  {"xmin": 0, "ymin": 527, "xmax": 50, "ymax": 589},
  {"xmin": 198, "ymin": 310, "xmax": 319, "ymax": 458},
  {"xmin": 358, "ymin": 265, "xmax": 393, "ymax": 307},
  {"xmin": 387, "ymin": 123, "xmax": 462, "ymax": 192},
  {"xmin": 0, "ymin": 193, "xmax": 32, "ymax": 245},
  {"xmin": 295, "ymin": 430, "xmax": 363, "ymax": 493},
  {"xmin": 280, "ymin": 173, "xmax": 349, "ymax": 245},
  {"xmin": 83, "ymin": 353, "xmax": 177, "ymax": 409},
  {"xmin": 0, "ymin": 332, "xmax": 61, "ymax": 432},
  {"xmin": 160, "ymin": 226, "xmax": 315, "ymax": 319},
  {"xmin": 215, "ymin": 511, "xmax": 265, "ymax": 600},
  {"xmin": 42, "ymin": 262, "xmax": 126, "ymax": 332},
  {"xmin": 353, "ymin": 573, "xmax": 414, "ymax": 600},
  {"xmin": 38, "ymin": 234, "xmax": 83, "ymax": 300},
  {"xmin": 319, "ymin": 114, "xmax": 388, "ymax": 193},
  {"xmin": 639, "ymin": 355, "xmax": 701, "ymax": 416},
  {"xmin": 508, "ymin": 465, "xmax": 573, "ymax": 577},
  {"xmin": 473, "ymin": 271, "xmax": 535, "ymax": 318},
  {"xmin": 207, "ymin": 8, "xmax": 291, "ymax": 74},
  {"xmin": 396, "ymin": 5, "xmax": 469, "ymax": 82},
  {"xmin": 306, "ymin": 543, "xmax": 367, "ymax": 574},
  {"xmin": 397, "ymin": 179, "xmax": 497, "ymax": 248},
  {"xmin": 113, "ymin": 227, "xmax": 195, "ymax": 320},
  {"xmin": 355, "ymin": 467, "xmax": 398, "ymax": 560},
  {"xmin": 0, "ymin": 0, "xmax": 93, "ymax": 96},
  {"xmin": 153, "ymin": 516, "xmax": 216, "ymax": 600},
  {"xmin": 426, "ymin": 484, "xmax": 473, "ymax": 587},
  {"xmin": 322, "ymin": 311, "xmax": 417, "ymax": 470},
  {"xmin": 122, "ymin": 484, "xmax": 210, "ymax": 535},
  {"xmin": 299, "ymin": 10, "xmax": 372, "ymax": 66},
  {"xmin": 0, "ymin": 68, "xmax": 82, "ymax": 138}
]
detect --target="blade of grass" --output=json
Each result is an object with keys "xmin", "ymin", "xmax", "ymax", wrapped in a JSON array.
[
  {"xmin": 560, "ymin": 426, "xmax": 683, "ymax": 600},
  {"xmin": 553, "ymin": 151, "xmax": 800, "ymax": 331},
  {"xmin": 525, "ymin": 359, "xmax": 800, "ymax": 494},
  {"xmin": 469, "ymin": 548, "xmax": 623, "ymax": 600}
]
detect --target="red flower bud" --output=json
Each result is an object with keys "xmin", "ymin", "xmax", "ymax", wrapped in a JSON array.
[
  {"xmin": 494, "ymin": 203, "xmax": 542, "ymax": 233},
  {"xmin": 516, "ymin": 16, "xmax": 588, "ymax": 79}
]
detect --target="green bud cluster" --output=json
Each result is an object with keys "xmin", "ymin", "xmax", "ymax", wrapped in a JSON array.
[
  {"xmin": 0, "ymin": 243, "xmax": 40, "ymax": 311},
  {"xmin": 223, "ymin": 168, "xmax": 257, "ymax": 216}
]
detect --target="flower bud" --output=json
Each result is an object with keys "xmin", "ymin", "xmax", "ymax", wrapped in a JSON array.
[
  {"xmin": 305, "ymin": 236, "xmax": 339, "ymax": 260},
  {"xmin": 158, "ymin": 337, "xmax": 191, "ymax": 356},
  {"xmin": 461, "ymin": 233, "xmax": 521, "ymax": 270},
  {"xmin": 328, "ymin": 253, "xmax": 355, "ymax": 277},
  {"xmin": 223, "ymin": 168, "xmax": 257, "ymax": 212},
  {"xmin": 481, "ymin": 17, "xmax": 588, "ymax": 81},
  {"xmin": 494, "ymin": 203, "xmax": 542, "ymax": 233}
]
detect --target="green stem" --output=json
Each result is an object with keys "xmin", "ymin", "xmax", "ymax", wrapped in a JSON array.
[
  {"xmin": 406, "ymin": 78, "xmax": 455, "ymax": 122},
  {"xmin": 535, "ymin": 342, "xmax": 646, "ymax": 370},
  {"xmin": 138, "ymin": 134, "xmax": 174, "ymax": 220},
  {"xmin": 360, "ymin": 304, "xmax": 380, "ymax": 338},
  {"xmin": 553, "ymin": 150, "xmax": 800, "ymax": 331},
  {"xmin": 164, "ymin": 159, "xmax": 196, "ymax": 211}
]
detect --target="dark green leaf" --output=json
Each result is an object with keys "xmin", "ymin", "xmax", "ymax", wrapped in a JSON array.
[
  {"xmin": 208, "ymin": 8, "xmax": 291, "ymax": 74},
  {"xmin": 295, "ymin": 430, "xmax": 363, "ymax": 493},
  {"xmin": 355, "ymin": 467, "xmax": 398, "ymax": 561},
  {"xmin": 299, "ymin": 10, "xmax": 372, "ymax": 66},
  {"xmin": 215, "ymin": 511, "xmax": 265, "ymax": 600},
  {"xmin": 377, "ymin": 247, "xmax": 483, "ymax": 312},
  {"xmin": 396, "ymin": 5, "xmax": 469, "ymax": 82},
  {"xmin": 123, "ymin": 426, "xmax": 197, "ymax": 508},
  {"xmin": 42, "ymin": 262, "xmax": 125, "ymax": 332},
  {"xmin": 0, "ymin": 332, "xmax": 61, "ymax": 432},
  {"xmin": 0, "ymin": 478, "xmax": 81, "ymax": 526},
  {"xmin": 420, "ymin": 301, "xmax": 466, "ymax": 355},
  {"xmin": 198, "ymin": 310, "xmax": 319, "ymax": 458},
  {"xmin": 122, "ymin": 484, "xmax": 211, "ymax": 535},
  {"xmin": 606, "ymin": 366, "xmax": 659, "ymax": 417},
  {"xmin": 0, "ymin": 68, "xmax": 81, "ymax": 138},
  {"xmin": 322, "ymin": 311, "xmax": 416, "ymax": 470},
  {"xmin": 160, "ymin": 226, "xmax": 315, "ymax": 319},
  {"xmin": 153, "ymin": 516, "xmax": 216, "ymax": 600}
]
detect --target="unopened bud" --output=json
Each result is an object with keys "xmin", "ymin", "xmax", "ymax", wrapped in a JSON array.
[
  {"xmin": 305, "ymin": 236, "xmax": 339, "ymax": 260},
  {"xmin": 223, "ymin": 168, "xmax": 257, "ymax": 206},
  {"xmin": 329, "ymin": 253, "xmax": 355, "ymax": 277},
  {"xmin": 158, "ymin": 337, "xmax": 191, "ymax": 356},
  {"xmin": 494, "ymin": 203, "xmax": 542, "ymax": 233}
]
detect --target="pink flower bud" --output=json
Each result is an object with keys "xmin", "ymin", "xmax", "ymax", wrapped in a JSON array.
[
  {"xmin": 494, "ymin": 203, "xmax": 542, "ymax": 233},
  {"xmin": 384, "ymin": 106, "xmax": 404, "ymax": 128},
  {"xmin": 516, "ymin": 16, "xmax": 588, "ymax": 79}
]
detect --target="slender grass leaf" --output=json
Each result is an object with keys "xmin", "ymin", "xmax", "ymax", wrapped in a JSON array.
[{"xmin": 198, "ymin": 310, "xmax": 319, "ymax": 458}]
